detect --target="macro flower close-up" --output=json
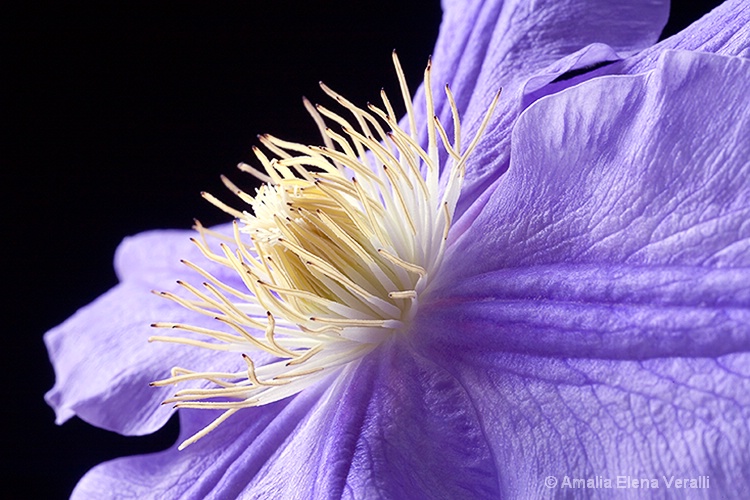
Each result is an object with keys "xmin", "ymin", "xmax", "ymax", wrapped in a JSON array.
[{"xmin": 34, "ymin": 0, "xmax": 750, "ymax": 497}]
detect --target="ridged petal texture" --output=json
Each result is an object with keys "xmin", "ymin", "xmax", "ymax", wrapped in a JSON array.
[{"xmin": 417, "ymin": 50, "xmax": 750, "ymax": 497}]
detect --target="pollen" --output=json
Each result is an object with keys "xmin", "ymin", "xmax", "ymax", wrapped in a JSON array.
[{"xmin": 150, "ymin": 52, "xmax": 500, "ymax": 450}]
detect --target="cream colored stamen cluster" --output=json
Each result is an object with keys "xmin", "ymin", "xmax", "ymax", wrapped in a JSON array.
[{"xmin": 150, "ymin": 52, "xmax": 500, "ymax": 449}]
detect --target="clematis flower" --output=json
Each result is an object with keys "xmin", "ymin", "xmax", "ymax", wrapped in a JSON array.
[{"xmin": 46, "ymin": 0, "xmax": 750, "ymax": 497}]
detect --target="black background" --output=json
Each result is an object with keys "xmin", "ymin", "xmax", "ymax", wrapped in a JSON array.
[{"xmin": 5, "ymin": 1, "xmax": 724, "ymax": 498}]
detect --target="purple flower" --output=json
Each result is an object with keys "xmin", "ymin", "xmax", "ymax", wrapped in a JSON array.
[{"xmin": 46, "ymin": 0, "xmax": 750, "ymax": 497}]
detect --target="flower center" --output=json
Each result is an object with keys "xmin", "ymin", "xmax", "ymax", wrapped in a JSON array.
[{"xmin": 150, "ymin": 52, "xmax": 499, "ymax": 449}]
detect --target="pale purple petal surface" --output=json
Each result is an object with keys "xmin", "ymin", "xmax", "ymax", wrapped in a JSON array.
[
  {"xmin": 419, "ymin": 353, "xmax": 750, "ymax": 497},
  {"xmin": 616, "ymin": 0, "xmax": 749, "ymax": 72},
  {"xmin": 442, "ymin": 50, "xmax": 749, "ymax": 280},
  {"xmin": 412, "ymin": 0, "xmax": 669, "ymax": 217},
  {"xmin": 45, "ymin": 227, "xmax": 247, "ymax": 435},
  {"xmin": 71, "ymin": 382, "xmax": 323, "ymax": 499},
  {"xmin": 413, "ymin": 50, "xmax": 750, "ymax": 495},
  {"xmin": 71, "ymin": 345, "xmax": 499, "ymax": 498}
]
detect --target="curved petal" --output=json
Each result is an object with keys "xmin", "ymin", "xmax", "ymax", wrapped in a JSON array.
[
  {"xmin": 44, "ymin": 281, "xmax": 246, "ymax": 435},
  {"xmin": 615, "ymin": 0, "xmax": 749, "ymax": 75},
  {"xmin": 409, "ymin": 47, "xmax": 750, "ymax": 499},
  {"xmin": 414, "ymin": 263, "xmax": 750, "ymax": 359},
  {"xmin": 114, "ymin": 224, "xmax": 238, "ymax": 286},
  {"xmin": 239, "ymin": 362, "xmax": 376, "ymax": 498},
  {"xmin": 69, "ymin": 343, "xmax": 499, "ymax": 498},
  {"xmin": 409, "ymin": 0, "xmax": 668, "ymax": 216},
  {"xmin": 246, "ymin": 344, "xmax": 497, "ymax": 498},
  {"xmin": 425, "ymin": 0, "xmax": 668, "ymax": 122},
  {"xmin": 71, "ymin": 384, "xmax": 324, "ymax": 499},
  {"xmin": 342, "ymin": 345, "xmax": 498, "ymax": 498},
  {"xmin": 418, "ymin": 350, "xmax": 750, "ymax": 497},
  {"xmin": 46, "ymin": 224, "xmax": 265, "ymax": 435},
  {"xmin": 442, "ymin": 50, "xmax": 750, "ymax": 283}
]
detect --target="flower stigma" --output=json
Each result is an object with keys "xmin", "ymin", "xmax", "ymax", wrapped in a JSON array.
[{"xmin": 149, "ymin": 52, "xmax": 500, "ymax": 450}]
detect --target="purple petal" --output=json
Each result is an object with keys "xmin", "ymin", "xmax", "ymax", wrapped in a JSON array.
[
  {"xmin": 341, "ymin": 345, "xmax": 497, "ymax": 498},
  {"xmin": 114, "ymin": 225, "xmax": 237, "ymax": 286},
  {"xmin": 617, "ymin": 0, "xmax": 749, "ymax": 75},
  {"xmin": 427, "ymin": 0, "xmax": 668, "ymax": 119},
  {"xmin": 46, "ymin": 227, "xmax": 248, "ymax": 435},
  {"xmin": 418, "ymin": 351, "xmax": 750, "ymax": 496},
  {"xmin": 70, "ymin": 344, "xmax": 499, "ymax": 498},
  {"xmin": 406, "ymin": 47, "xmax": 750, "ymax": 499},
  {"xmin": 415, "ymin": 263, "xmax": 750, "ymax": 359},
  {"xmin": 411, "ymin": 0, "xmax": 669, "ymax": 216},
  {"xmin": 71, "ymin": 383, "xmax": 324, "ymax": 499},
  {"xmin": 45, "ymin": 281, "xmax": 246, "ymax": 435},
  {"xmin": 443, "ymin": 50, "xmax": 750, "ymax": 282},
  {"xmin": 422, "ymin": 49, "xmax": 750, "ymax": 359},
  {"xmin": 216, "ymin": 345, "xmax": 497, "ymax": 497}
]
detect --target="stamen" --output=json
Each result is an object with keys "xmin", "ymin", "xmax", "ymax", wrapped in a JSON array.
[
  {"xmin": 201, "ymin": 191, "xmax": 245, "ymax": 219},
  {"xmin": 392, "ymin": 50, "xmax": 417, "ymax": 140},
  {"xmin": 151, "ymin": 54, "xmax": 500, "ymax": 449},
  {"xmin": 302, "ymin": 97, "xmax": 338, "ymax": 157},
  {"xmin": 243, "ymin": 355, "xmax": 290, "ymax": 386},
  {"xmin": 376, "ymin": 248, "xmax": 427, "ymax": 277},
  {"xmin": 444, "ymin": 84, "xmax": 461, "ymax": 154},
  {"xmin": 237, "ymin": 161, "xmax": 273, "ymax": 184},
  {"xmin": 177, "ymin": 408, "xmax": 239, "ymax": 450}
]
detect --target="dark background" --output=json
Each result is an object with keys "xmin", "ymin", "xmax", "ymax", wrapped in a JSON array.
[{"xmin": 4, "ymin": 1, "xmax": 724, "ymax": 498}]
